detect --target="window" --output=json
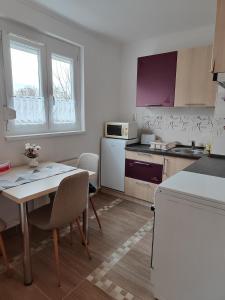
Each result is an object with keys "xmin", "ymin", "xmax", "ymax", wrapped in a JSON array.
[
  {"xmin": 10, "ymin": 40, "xmax": 46, "ymax": 127},
  {"xmin": 51, "ymin": 54, "xmax": 76, "ymax": 125},
  {"xmin": 0, "ymin": 21, "xmax": 83, "ymax": 138}
]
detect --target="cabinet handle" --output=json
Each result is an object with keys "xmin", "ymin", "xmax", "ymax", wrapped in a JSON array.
[
  {"xmin": 211, "ymin": 58, "xmax": 215, "ymax": 74},
  {"xmin": 135, "ymin": 181, "xmax": 150, "ymax": 186},
  {"xmin": 134, "ymin": 161, "xmax": 152, "ymax": 167},
  {"xmin": 137, "ymin": 152, "xmax": 152, "ymax": 157},
  {"xmin": 163, "ymin": 157, "xmax": 168, "ymax": 176},
  {"xmin": 145, "ymin": 104, "xmax": 163, "ymax": 107},
  {"xmin": 184, "ymin": 103, "xmax": 206, "ymax": 106}
]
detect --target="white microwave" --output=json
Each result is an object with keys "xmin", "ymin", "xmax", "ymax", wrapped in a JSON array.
[{"xmin": 105, "ymin": 122, "xmax": 138, "ymax": 139}]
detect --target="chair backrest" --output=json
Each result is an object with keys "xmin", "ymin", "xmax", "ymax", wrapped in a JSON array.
[
  {"xmin": 49, "ymin": 171, "xmax": 89, "ymax": 228},
  {"xmin": 0, "ymin": 218, "xmax": 6, "ymax": 232},
  {"xmin": 77, "ymin": 153, "xmax": 99, "ymax": 189}
]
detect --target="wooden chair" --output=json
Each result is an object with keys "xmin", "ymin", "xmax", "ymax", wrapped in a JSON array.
[
  {"xmin": 77, "ymin": 153, "xmax": 101, "ymax": 230},
  {"xmin": 0, "ymin": 219, "xmax": 10, "ymax": 272},
  {"xmin": 28, "ymin": 171, "xmax": 91, "ymax": 286}
]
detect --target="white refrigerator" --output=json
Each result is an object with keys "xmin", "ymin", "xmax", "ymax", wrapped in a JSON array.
[
  {"xmin": 101, "ymin": 137, "xmax": 138, "ymax": 192},
  {"xmin": 151, "ymin": 171, "xmax": 225, "ymax": 300}
]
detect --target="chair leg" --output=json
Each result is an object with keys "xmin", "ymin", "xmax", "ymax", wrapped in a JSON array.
[
  {"xmin": 56, "ymin": 228, "xmax": 60, "ymax": 245},
  {"xmin": 69, "ymin": 223, "xmax": 73, "ymax": 245},
  {"xmin": 89, "ymin": 197, "xmax": 102, "ymax": 230},
  {"xmin": 75, "ymin": 218, "xmax": 91, "ymax": 260},
  {"xmin": 0, "ymin": 233, "xmax": 10, "ymax": 272},
  {"xmin": 52, "ymin": 229, "xmax": 61, "ymax": 287}
]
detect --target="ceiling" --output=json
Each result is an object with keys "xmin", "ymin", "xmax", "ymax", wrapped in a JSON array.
[{"xmin": 24, "ymin": 0, "xmax": 216, "ymax": 43}]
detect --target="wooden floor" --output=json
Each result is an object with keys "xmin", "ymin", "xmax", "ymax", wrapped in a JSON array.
[{"xmin": 0, "ymin": 192, "xmax": 154, "ymax": 300}]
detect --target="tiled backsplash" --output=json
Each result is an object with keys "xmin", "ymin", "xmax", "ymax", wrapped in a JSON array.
[
  {"xmin": 136, "ymin": 107, "xmax": 216, "ymax": 146},
  {"xmin": 211, "ymin": 86, "xmax": 225, "ymax": 155}
]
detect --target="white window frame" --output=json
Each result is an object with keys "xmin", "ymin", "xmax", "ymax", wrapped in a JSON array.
[
  {"xmin": 4, "ymin": 34, "xmax": 48, "ymax": 135},
  {"xmin": 46, "ymin": 34, "xmax": 81, "ymax": 133},
  {"xmin": 0, "ymin": 19, "xmax": 85, "ymax": 140},
  {"xmin": 50, "ymin": 53, "xmax": 77, "ymax": 131}
]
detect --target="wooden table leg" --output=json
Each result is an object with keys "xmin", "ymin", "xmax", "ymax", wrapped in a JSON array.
[
  {"xmin": 48, "ymin": 192, "xmax": 55, "ymax": 205},
  {"xmin": 82, "ymin": 209, "xmax": 89, "ymax": 244},
  {"xmin": 0, "ymin": 233, "xmax": 9, "ymax": 271}
]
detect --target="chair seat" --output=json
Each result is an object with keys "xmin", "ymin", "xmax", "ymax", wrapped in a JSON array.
[
  {"xmin": 89, "ymin": 183, "xmax": 96, "ymax": 194},
  {"xmin": 0, "ymin": 219, "xmax": 6, "ymax": 232},
  {"xmin": 29, "ymin": 204, "xmax": 52, "ymax": 230}
]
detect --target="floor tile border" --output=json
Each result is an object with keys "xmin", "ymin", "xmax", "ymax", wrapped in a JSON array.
[
  {"xmin": 1, "ymin": 198, "xmax": 153, "ymax": 300},
  {"xmin": 86, "ymin": 219, "xmax": 153, "ymax": 300}
]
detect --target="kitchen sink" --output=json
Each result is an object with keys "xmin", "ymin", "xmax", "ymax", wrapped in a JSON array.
[{"xmin": 169, "ymin": 147, "xmax": 204, "ymax": 155}]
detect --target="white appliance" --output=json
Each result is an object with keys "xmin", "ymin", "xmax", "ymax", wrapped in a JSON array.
[
  {"xmin": 151, "ymin": 171, "xmax": 225, "ymax": 300},
  {"xmin": 105, "ymin": 122, "xmax": 137, "ymax": 139},
  {"xmin": 101, "ymin": 137, "xmax": 138, "ymax": 191},
  {"xmin": 149, "ymin": 141, "xmax": 177, "ymax": 150},
  {"xmin": 140, "ymin": 133, "xmax": 155, "ymax": 145}
]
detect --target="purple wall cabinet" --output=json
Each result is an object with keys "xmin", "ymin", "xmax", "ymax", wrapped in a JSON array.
[
  {"xmin": 125, "ymin": 159, "xmax": 163, "ymax": 184},
  {"xmin": 136, "ymin": 51, "xmax": 177, "ymax": 107}
]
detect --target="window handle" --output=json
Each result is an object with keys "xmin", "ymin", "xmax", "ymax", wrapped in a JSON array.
[{"xmin": 49, "ymin": 95, "xmax": 55, "ymax": 106}]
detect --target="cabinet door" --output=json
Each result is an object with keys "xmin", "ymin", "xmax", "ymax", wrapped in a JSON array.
[
  {"xmin": 163, "ymin": 156, "xmax": 195, "ymax": 179},
  {"xmin": 125, "ymin": 151, "xmax": 164, "ymax": 165},
  {"xmin": 136, "ymin": 52, "xmax": 177, "ymax": 107},
  {"xmin": 125, "ymin": 159, "xmax": 163, "ymax": 184},
  {"xmin": 212, "ymin": 0, "xmax": 225, "ymax": 73},
  {"xmin": 125, "ymin": 177, "xmax": 157, "ymax": 202},
  {"xmin": 175, "ymin": 45, "xmax": 216, "ymax": 107}
]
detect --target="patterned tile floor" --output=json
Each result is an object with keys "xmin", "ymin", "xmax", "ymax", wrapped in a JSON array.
[{"xmin": 0, "ymin": 192, "xmax": 154, "ymax": 300}]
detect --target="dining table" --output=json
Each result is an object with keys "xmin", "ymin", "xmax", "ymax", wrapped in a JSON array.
[{"xmin": 1, "ymin": 162, "xmax": 95, "ymax": 286}]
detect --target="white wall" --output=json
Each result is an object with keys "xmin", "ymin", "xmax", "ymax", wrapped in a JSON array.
[
  {"xmin": 0, "ymin": 0, "xmax": 122, "ymax": 165},
  {"xmin": 0, "ymin": 0, "xmax": 122, "ymax": 226},
  {"xmin": 119, "ymin": 25, "xmax": 216, "ymax": 145}
]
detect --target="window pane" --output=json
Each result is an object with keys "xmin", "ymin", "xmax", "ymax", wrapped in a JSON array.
[
  {"xmin": 52, "ymin": 54, "xmax": 76, "ymax": 124},
  {"xmin": 10, "ymin": 40, "xmax": 45, "ymax": 125},
  {"xmin": 12, "ymin": 96, "xmax": 46, "ymax": 125},
  {"xmin": 10, "ymin": 41, "xmax": 41, "ymax": 97}
]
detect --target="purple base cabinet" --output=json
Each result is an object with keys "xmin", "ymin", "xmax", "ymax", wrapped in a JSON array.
[
  {"xmin": 136, "ymin": 51, "xmax": 177, "ymax": 107},
  {"xmin": 125, "ymin": 159, "xmax": 163, "ymax": 184}
]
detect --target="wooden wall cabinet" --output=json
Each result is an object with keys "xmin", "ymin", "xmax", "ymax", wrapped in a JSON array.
[
  {"xmin": 212, "ymin": 0, "xmax": 225, "ymax": 73},
  {"xmin": 174, "ymin": 45, "xmax": 216, "ymax": 107},
  {"xmin": 136, "ymin": 52, "xmax": 177, "ymax": 107}
]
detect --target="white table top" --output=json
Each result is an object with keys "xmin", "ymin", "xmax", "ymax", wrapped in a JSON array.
[
  {"xmin": 1, "ymin": 162, "xmax": 95, "ymax": 204},
  {"xmin": 159, "ymin": 171, "xmax": 225, "ymax": 207}
]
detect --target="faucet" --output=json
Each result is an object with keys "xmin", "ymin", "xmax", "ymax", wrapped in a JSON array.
[{"xmin": 191, "ymin": 140, "xmax": 196, "ymax": 150}]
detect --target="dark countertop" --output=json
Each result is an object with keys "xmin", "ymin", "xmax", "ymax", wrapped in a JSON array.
[
  {"xmin": 125, "ymin": 143, "xmax": 204, "ymax": 160},
  {"xmin": 184, "ymin": 155, "xmax": 225, "ymax": 178}
]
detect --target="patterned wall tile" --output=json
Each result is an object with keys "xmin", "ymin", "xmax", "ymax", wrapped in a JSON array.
[{"xmin": 136, "ymin": 107, "xmax": 217, "ymax": 145}]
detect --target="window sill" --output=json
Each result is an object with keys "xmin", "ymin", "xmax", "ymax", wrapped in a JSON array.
[{"xmin": 5, "ymin": 130, "xmax": 86, "ymax": 141}]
